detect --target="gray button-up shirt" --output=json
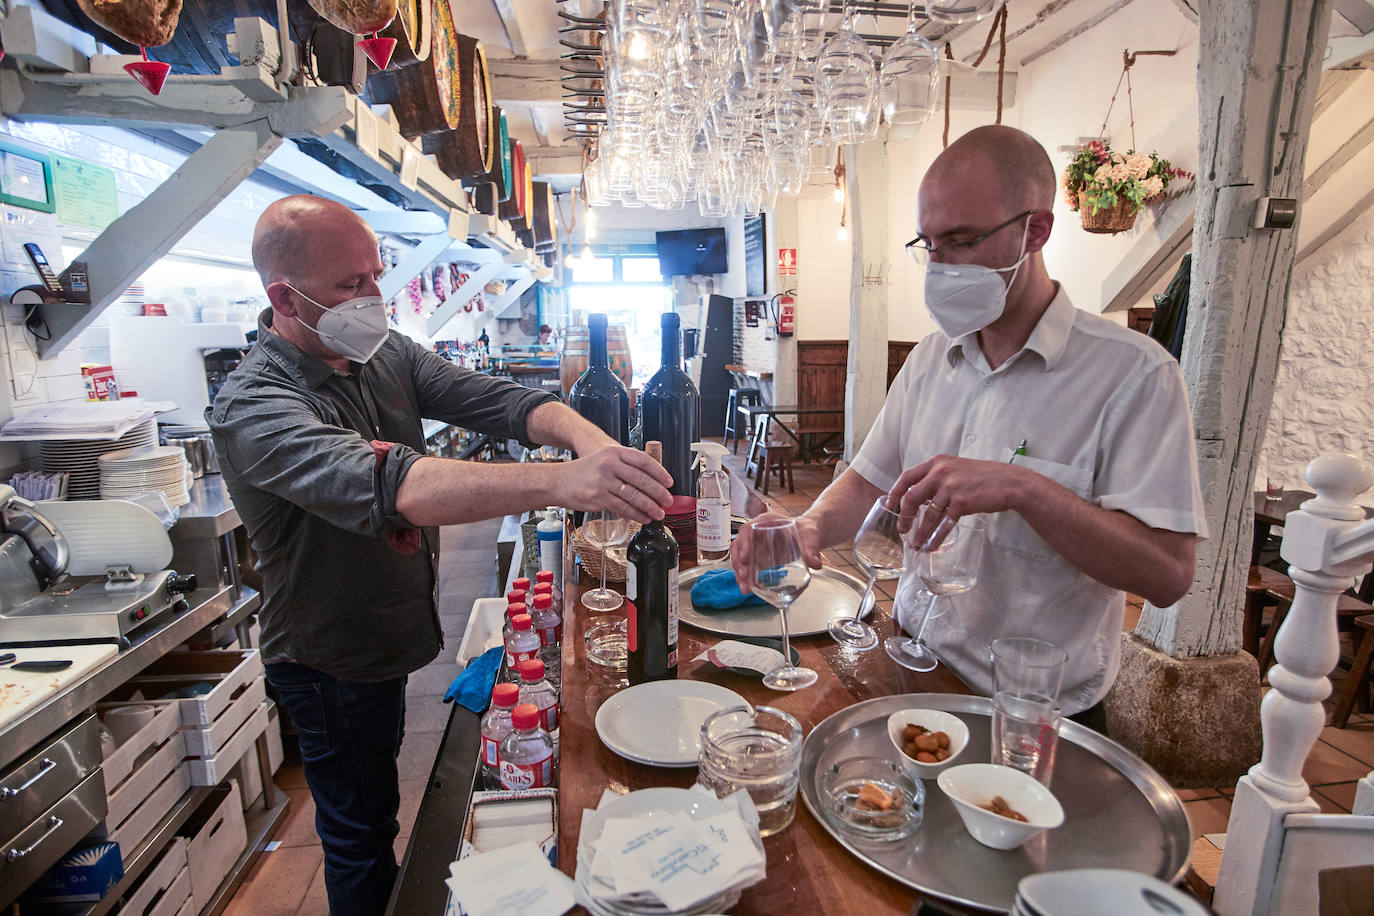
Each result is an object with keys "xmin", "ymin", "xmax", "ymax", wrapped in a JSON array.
[{"xmin": 208, "ymin": 310, "xmax": 557, "ymax": 681}]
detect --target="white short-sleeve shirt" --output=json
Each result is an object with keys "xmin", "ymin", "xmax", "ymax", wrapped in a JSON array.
[{"xmin": 850, "ymin": 286, "xmax": 1207, "ymax": 714}]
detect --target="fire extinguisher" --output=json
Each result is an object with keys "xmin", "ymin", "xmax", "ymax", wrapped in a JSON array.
[{"xmin": 777, "ymin": 294, "xmax": 795, "ymax": 336}]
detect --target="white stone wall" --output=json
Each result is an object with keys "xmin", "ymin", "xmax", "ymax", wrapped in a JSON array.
[{"xmin": 1262, "ymin": 203, "xmax": 1374, "ymax": 490}]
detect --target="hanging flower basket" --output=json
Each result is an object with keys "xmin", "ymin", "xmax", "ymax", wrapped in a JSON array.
[
  {"xmin": 1062, "ymin": 141, "xmax": 1193, "ymax": 236},
  {"xmin": 1080, "ymin": 198, "xmax": 1139, "ymax": 234}
]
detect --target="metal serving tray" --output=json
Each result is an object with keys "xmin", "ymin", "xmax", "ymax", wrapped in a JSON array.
[
  {"xmin": 677, "ymin": 564, "xmax": 874, "ymax": 638},
  {"xmin": 798, "ymin": 694, "xmax": 1191, "ymax": 913}
]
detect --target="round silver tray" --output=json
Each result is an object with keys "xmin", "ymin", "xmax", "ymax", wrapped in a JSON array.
[
  {"xmin": 798, "ymin": 693, "xmax": 1191, "ymax": 913},
  {"xmin": 676, "ymin": 564, "xmax": 875, "ymax": 638}
]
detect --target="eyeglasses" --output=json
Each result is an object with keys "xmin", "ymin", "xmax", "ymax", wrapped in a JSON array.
[{"xmin": 905, "ymin": 209, "xmax": 1039, "ymax": 266}]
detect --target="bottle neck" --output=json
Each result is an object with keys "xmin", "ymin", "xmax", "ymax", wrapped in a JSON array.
[
  {"xmin": 590, "ymin": 323, "xmax": 608, "ymax": 367},
  {"xmin": 661, "ymin": 323, "xmax": 681, "ymax": 372}
]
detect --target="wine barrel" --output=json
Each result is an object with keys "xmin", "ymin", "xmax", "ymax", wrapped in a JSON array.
[
  {"xmin": 41, "ymin": 0, "xmax": 356, "ymax": 84},
  {"xmin": 380, "ymin": 0, "xmax": 430, "ymax": 66},
  {"xmin": 606, "ymin": 325, "xmax": 634, "ymax": 389},
  {"xmin": 531, "ymin": 181, "xmax": 557, "ymax": 255},
  {"xmin": 418, "ymin": 33, "xmax": 493, "ymax": 181},
  {"xmin": 499, "ymin": 140, "xmax": 527, "ymax": 226},
  {"xmin": 560, "ymin": 325, "xmax": 589, "ymax": 396},
  {"xmin": 478, "ymin": 107, "xmax": 513, "ymax": 201},
  {"xmin": 364, "ymin": 0, "xmax": 460, "ymax": 137}
]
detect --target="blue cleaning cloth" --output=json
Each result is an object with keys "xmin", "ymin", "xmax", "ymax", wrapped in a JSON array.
[
  {"xmin": 690, "ymin": 568, "xmax": 769, "ymax": 610},
  {"xmin": 444, "ymin": 646, "xmax": 504, "ymax": 712}
]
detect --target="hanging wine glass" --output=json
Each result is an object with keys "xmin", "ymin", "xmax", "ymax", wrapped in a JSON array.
[
  {"xmin": 926, "ymin": 0, "xmax": 1006, "ymax": 25},
  {"xmin": 880, "ymin": 2, "xmax": 942, "ymax": 127},
  {"xmin": 816, "ymin": 1, "xmax": 879, "ymax": 145}
]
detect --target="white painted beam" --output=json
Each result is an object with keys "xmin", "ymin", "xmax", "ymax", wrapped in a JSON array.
[
  {"xmin": 490, "ymin": 0, "xmax": 530, "ymax": 58},
  {"xmin": 488, "ymin": 273, "xmax": 536, "ymax": 319},
  {"xmin": 427, "ymin": 260, "xmax": 504, "ymax": 337},
  {"xmin": 378, "ymin": 232, "xmax": 454, "ymax": 304}
]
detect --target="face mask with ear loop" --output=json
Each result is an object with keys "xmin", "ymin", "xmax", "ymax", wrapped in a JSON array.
[
  {"xmin": 283, "ymin": 283, "xmax": 389, "ymax": 363},
  {"xmin": 922, "ymin": 215, "xmax": 1033, "ymax": 340}
]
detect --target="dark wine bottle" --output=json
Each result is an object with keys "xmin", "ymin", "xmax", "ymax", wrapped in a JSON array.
[
  {"xmin": 568, "ymin": 313, "xmax": 630, "ymax": 446},
  {"xmin": 626, "ymin": 441, "xmax": 679, "ymax": 685},
  {"xmin": 639, "ymin": 312, "xmax": 701, "ymax": 496}
]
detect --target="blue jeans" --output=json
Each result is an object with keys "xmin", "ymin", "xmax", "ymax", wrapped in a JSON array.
[{"xmin": 266, "ymin": 662, "xmax": 407, "ymax": 916}]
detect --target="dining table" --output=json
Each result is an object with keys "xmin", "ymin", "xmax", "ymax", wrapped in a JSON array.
[
  {"xmin": 738, "ymin": 404, "xmax": 845, "ymax": 464},
  {"xmin": 1252, "ymin": 489, "xmax": 1374, "ymax": 566}
]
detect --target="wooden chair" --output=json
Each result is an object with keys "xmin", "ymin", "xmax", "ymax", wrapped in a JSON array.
[
  {"xmin": 725, "ymin": 388, "xmax": 762, "ymax": 454},
  {"xmin": 753, "ymin": 441, "xmax": 795, "ymax": 496},
  {"xmin": 1332, "ymin": 615, "xmax": 1374, "ymax": 729},
  {"xmin": 1246, "ymin": 565, "xmax": 1374, "ymax": 677}
]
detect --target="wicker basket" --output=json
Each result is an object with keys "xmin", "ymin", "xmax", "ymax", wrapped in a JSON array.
[
  {"xmin": 1080, "ymin": 199, "xmax": 1139, "ymax": 234},
  {"xmin": 574, "ymin": 522, "xmax": 641, "ymax": 583}
]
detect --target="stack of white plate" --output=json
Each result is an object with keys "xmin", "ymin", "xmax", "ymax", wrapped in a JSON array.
[
  {"xmin": 39, "ymin": 420, "xmax": 158, "ymax": 500},
  {"xmin": 1015, "ymin": 869, "xmax": 1210, "ymax": 916},
  {"xmin": 98, "ymin": 445, "xmax": 190, "ymax": 507}
]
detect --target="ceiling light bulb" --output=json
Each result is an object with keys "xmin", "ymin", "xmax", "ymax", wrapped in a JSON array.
[
  {"xmin": 837, "ymin": 225, "xmax": 848, "ymax": 241},
  {"xmin": 833, "ymin": 186, "xmax": 844, "ymax": 203},
  {"xmin": 580, "ymin": 245, "xmax": 594, "ymax": 261}
]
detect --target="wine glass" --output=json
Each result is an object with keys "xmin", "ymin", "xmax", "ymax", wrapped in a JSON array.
[
  {"xmin": 827, "ymin": 497, "xmax": 905, "ymax": 651},
  {"xmin": 582, "ymin": 510, "xmax": 631, "ymax": 612},
  {"xmin": 751, "ymin": 517, "xmax": 817, "ymax": 691},
  {"xmin": 885, "ymin": 509, "xmax": 987, "ymax": 671}
]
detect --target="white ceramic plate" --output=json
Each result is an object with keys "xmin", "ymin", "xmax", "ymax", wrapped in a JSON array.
[{"xmin": 594, "ymin": 681, "xmax": 747, "ymax": 767}]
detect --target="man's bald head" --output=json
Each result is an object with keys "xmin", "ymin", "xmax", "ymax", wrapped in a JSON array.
[
  {"xmin": 924, "ymin": 125, "xmax": 1057, "ymax": 213},
  {"xmin": 252, "ymin": 195, "xmax": 374, "ymax": 288}
]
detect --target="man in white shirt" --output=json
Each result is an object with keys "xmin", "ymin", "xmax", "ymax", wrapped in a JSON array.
[{"xmin": 733, "ymin": 125, "xmax": 1206, "ymax": 722}]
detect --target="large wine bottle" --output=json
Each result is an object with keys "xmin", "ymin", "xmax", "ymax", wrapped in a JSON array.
[
  {"xmin": 639, "ymin": 312, "xmax": 700, "ymax": 496},
  {"xmin": 626, "ymin": 441, "xmax": 679, "ymax": 685},
  {"xmin": 567, "ymin": 313, "xmax": 629, "ymax": 446}
]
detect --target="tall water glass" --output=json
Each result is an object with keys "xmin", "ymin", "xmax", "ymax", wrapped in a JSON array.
[
  {"xmin": 989, "ymin": 637, "xmax": 1067, "ymax": 786},
  {"xmin": 697, "ymin": 704, "xmax": 804, "ymax": 837}
]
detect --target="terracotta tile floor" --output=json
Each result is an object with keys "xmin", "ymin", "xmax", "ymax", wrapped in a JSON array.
[{"xmin": 225, "ymin": 445, "xmax": 1374, "ymax": 913}]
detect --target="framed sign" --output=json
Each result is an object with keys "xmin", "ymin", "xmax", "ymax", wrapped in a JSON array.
[{"xmin": 0, "ymin": 140, "xmax": 55, "ymax": 213}]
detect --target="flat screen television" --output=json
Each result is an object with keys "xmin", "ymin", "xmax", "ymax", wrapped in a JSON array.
[{"xmin": 656, "ymin": 228, "xmax": 728, "ymax": 276}]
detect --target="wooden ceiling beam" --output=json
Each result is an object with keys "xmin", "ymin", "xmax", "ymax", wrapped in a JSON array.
[{"xmin": 490, "ymin": 0, "xmax": 530, "ymax": 58}]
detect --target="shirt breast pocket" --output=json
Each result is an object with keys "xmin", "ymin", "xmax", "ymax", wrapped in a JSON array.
[{"xmin": 992, "ymin": 455, "xmax": 1094, "ymax": 564}]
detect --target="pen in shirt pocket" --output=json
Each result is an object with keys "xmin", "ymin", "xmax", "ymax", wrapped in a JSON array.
[{"xmin": 1008, "ymin": 439, "xmax": 1028, "ymax": 463}]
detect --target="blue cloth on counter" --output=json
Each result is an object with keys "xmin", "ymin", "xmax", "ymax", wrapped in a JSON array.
[
  {"xmin": 444, "ymin": 646, "xmax": 504, "ymax": 712},
  {"xmin": 690, "ymin": 568, "xmax": 768, "ymax": 610}
]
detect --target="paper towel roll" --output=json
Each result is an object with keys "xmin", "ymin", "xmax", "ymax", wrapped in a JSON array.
[{"xmin": 102, "ymin": 704, "xmax": 156, "ymax": 746}]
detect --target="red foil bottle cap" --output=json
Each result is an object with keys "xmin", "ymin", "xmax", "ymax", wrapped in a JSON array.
[
  {"xmin": 511, "ymin": 704, "xmax": 540, "ymax": 729},
  {"xmin": 519, "ymin": 658, "xmax": 546, "ymax": 680},
  {"xmin": 492, "ymin": 683, "xmax": 520, "ymax": 707}
]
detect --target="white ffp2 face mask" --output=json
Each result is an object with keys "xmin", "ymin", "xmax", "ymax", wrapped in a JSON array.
[
  {"xmin": 922, "ymin": 217, "xmax": 1032, "ymax": 340},
  {"xmin": 285, "ymin": 284, "xmax": 389, "ymax": 363}
]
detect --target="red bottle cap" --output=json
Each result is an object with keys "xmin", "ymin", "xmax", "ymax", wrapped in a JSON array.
[
  {"xmin": 536, "ymin": 571, "xmax": 554, "ymax": 583},
  {"xmin": 511, "ymin": 614, "xmax": 533, "ymax": 630},
  {"xmin": 513, "ymin": 577, "xmax": 532, "ymax": 591},
  {"xmin": 492, "ymin": 683, "xmax": 520, "ymax": 707},
  {"xmin": 506, "ymin": 603, "xmax": 527, "ymax": 619},
  {"xmin": 519, "ymin": 658, "xmax": 546, "ymax": 681},
  {"xmin": 511, "ymin": 704, "xmax": 540, "ymax": 729},
  {"xmin": 533, "ymin": 582, "xmax": 553, "ymax": 596},
  {"xmin": 533, "ymin": 594, "xmax": 552, "ymax": 610},
  {"xmin": 506, "ymin": 589, "xmax": 527, "ymax": 605}
]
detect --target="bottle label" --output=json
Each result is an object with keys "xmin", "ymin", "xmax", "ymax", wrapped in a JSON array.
[
  {"xmin": 537, "ymin": 624, "xmax": 561, "ymax": 646},
  {"xmin": 507, "ymin": 648, "xmax": 537, "ymax": 669},
  {"xmin": 481, "ymin": 734, "xmax": 499, "ymax": 767},
  {"xmin": 697, "ymin": 499, "xmax": 730, "ymax": 551},
  {"xmin": 540, "ymin": 703, "xmax": 559, "ymax": 731},
  {"xmin": 499, "ymin": 755, "xmax": 552, "ymax": 790},
  {"xmin": 626, "ymin": 596, "xmax": 638, "ymax": 652},
  {"xmin": 625, "ymin": 562, "xmax": 637, "ymax": 601},
  {"xmin": 668, "ymin": 564, "xmax": 679, "ymax": 666}
]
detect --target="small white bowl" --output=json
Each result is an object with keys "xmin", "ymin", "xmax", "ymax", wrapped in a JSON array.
[
  {"xmin": 886, "ymin": 709, "xmax": 970, "ymax": 779},
  {"xmin": 937, "ymin": 763, "xmax": 1064, "ymax": 850}
]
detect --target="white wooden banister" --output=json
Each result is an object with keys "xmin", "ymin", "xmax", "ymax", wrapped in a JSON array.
[{"xmin": 1215, "ymin": 453, "xmax": 1374, "ymax": 915}]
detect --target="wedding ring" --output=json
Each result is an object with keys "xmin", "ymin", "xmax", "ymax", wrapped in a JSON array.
[
  {"xmin": 617, "ymin": 482, "xmax": 627, "ymax": 498},
  {"xmin": 931, "ymin": 501, "xmax": 948, "ymax": 514}
]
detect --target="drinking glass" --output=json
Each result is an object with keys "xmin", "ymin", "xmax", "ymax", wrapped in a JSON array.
[
  {"xmin": 816, "ymin": 5, "xmax": 879, "ymax": 145},
  {"xmin": 828, "ymin": 497, "xmax": 905, "ymax": 651},
  {"xmin": 927, "ymin": 0, "xmax": 1006, "ymax": 25},
  {"xmin": 989, "ymin": 637, "xmax": 1067, "ymax": 786},
  {"xmin": 885, "ymin": 509, "xmax": 987, "ymax": 671},
  {"xmin": 751, "ymin": 517, "xmax": 817, "ymax": 690},
  {"xmin": 879, "ymin": 4, "xmax": 941, "ymax": 127},
  {"xmin": 582, "ymin": 510, "xmax": 630, "ymax": 611},
  {"xmin": 697, "ymin": 704, "xmax": 804, "ymax": 836}
]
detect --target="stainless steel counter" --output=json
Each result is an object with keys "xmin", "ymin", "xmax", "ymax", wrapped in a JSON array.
[
  {"xmin": 170, "ymin": 475, "xmax": 241, "ymax": 540},
  {"xmin": 0, "ymin": 584, "xmax": 260, "ymax": 772}
]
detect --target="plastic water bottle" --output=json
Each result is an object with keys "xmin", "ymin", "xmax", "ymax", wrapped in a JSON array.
[
  {"xmin": 499, "ymin": 703, "xmax": 554, "ymax": 790},
  {"xmin": 511, "ymin": 576, "xmax": 531, "ymax": 596},
  {"xmin": 499, "ymin": 602, "xmax": 528, "ymax": 681},
  {"xmin": 506, "ymin": 588, "xmax": 527, "ymax": 607},
  {"xmin": 535, "ymin": 570, "xmax": 562, "ymax": 616},
  {"xmin": 504, "ymin": 614, "xmax": 540, "ymax": 677},
  {"xmin": 536, "ymin": 509, "xmax": 564, "ymax": 594},
  {"xmin": 479, "ymin": 682, "xmax": 519, "ymax": 790},
  {"xmin": 518, "ymin": 658, "xmax": 559, "ymax": 736},
  {"xmin": 529, "ymin": 594, "xmax": 562, "ymax": 688}
]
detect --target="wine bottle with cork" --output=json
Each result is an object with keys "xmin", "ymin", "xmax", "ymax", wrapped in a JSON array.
[{"xmin": 625, "ymin": 440, "xmax": 679, "ymax": 684}]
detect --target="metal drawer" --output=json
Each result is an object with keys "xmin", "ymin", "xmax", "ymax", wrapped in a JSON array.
[
  {"xmin": 0, "ymin": 770, "xmax": 106, "ymax": 909},
  {"xmin": 0, "ymin": 714, "xmax": 102, "ymax": 842}
]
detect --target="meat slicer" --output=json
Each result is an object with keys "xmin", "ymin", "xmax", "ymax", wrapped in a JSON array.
[{"xmin": 0, "ymin": 486, "xmax": 197, "ymax": 647}]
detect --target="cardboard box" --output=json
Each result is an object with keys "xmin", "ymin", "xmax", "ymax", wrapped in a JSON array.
[
  {"xmin": 20, "ymin": 840, "xmax": 123, "ymax": 905},
  {"xmin": 179, "ymin": 781, "xmax": 247, "ymax": 913}
]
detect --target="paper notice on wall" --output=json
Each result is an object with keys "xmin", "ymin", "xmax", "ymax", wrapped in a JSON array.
[
  {"xmin": 52, "ymin": 156, "xmax": 118, "ymax": 230},
  {"xmin": 0, "ymin": 205, "xmax": 63, "ymax": 283}
]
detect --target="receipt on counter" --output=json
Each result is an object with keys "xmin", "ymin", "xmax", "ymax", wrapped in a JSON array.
[
  {"xmin": 446, "ymin": 840, "xmax": 574, "ymax": 916},
  {"xmin": 693, "ymin": 640, "xmax": 787, "ymax": 676}
]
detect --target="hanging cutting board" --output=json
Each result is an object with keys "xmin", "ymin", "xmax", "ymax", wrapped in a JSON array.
[
  {"xmin": 0, "ymin": 644, "xmax": 119, "ymax": 731},
  {"xmin": 36, "ymin": 500, "xmax": 173, "ymax": 576}
]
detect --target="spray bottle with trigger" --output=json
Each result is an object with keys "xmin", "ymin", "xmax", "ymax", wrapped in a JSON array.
[{"xmin": 690, "ymin": 442, "xmax": 732, "ymax": 562}]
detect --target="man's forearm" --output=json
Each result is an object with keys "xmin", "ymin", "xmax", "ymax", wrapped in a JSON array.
[
  {"xmin": 1013, "ymin": 474, "xmax": 1196, "ymax": 606},
  {"xmin": 396, "ymin": 457, "xmax": 566, "ymax": 527},
  {"xmin": 525, "ymin": 401, "xmax": 615, "ymax": 456},
  {"xmin": 801, "ymin": 468, "xmax": 886, "ymax": 549}
]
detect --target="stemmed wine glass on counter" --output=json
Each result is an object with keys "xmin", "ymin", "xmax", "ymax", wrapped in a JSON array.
[
  {"xmin": 827, "ymin": 496, "xmax": 906, "ymax": 651},
  {"xmin": 885, "ymin": 506, "xmax": 987, "ymax": 672},
  {"xmin": 582, "ymin": 510, "xmax": 631, "ymax": 612},
  {"xmin": 750, "ymin": 517, "xmax": 817, "ymax": 691}
]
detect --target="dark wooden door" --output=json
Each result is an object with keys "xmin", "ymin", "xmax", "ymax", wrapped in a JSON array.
[{"xmin": 796, "ymin": 341, "xmax": 847, "ymax": 434}]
